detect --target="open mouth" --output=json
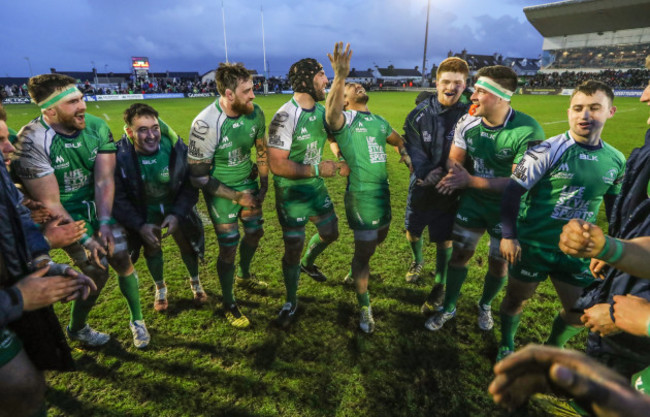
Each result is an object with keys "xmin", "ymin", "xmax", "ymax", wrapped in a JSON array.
[
  {"xmin": 444, "ymin": 92, "xmax": 456, "ymax": 97},
  {"xmin": 578, "ymin": 122, "xmax": 591, "ymax": 129}
]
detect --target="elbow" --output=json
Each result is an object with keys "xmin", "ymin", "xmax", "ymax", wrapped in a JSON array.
[{"xmin": 190, "ymin": 176, "xmax": 208, "ymax": 189}]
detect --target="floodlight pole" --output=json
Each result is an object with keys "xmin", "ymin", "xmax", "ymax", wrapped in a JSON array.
[
  {"xmin": 24, "ymin": 57, "xmax": 33, "ymax": 77},
  {"xmin": 222, "ymin": 1, "xmax": 229, "ymax": 63},
  {"xmin": 261, "ymin": 5, "xmax": 269, "ymax": 94},
  {"xmin": 421, "ymin": 0, "xmax": 430, "ymax": 87}
]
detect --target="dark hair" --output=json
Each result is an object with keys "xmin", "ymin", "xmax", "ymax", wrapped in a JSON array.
[
  {"xmin": 28, "ymin": 74, "xmax": 77, "ymax": 103},
  {"xmin": 476, "ymin": 65, "xmax": 518, "ymax": 92},
  {"xmin": 571, "ymin": 80, "xmax": 615, "ymax": 105},
  {"xmin": 123, "ymin": 103, "xmax": 159, "ymax": 126},
  {"xmin": 437, "ymin": 57, "xmax": 469, "ymax": 80},
  {"xmin": 215, "ymin": 63, "xmax": 251, "ymax": 96}
]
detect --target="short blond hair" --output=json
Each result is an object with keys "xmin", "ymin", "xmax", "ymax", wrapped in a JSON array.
[{"xmin": 436, "ymin": 57, "xmax": 469, "ymax": 80}]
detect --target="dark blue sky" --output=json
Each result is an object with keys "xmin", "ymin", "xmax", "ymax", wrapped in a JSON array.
[{"xmin": 1, "ymin": 0, "xmax": 551, "ymax": 78}]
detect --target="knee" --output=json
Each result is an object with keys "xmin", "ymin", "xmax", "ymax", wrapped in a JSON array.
[
  {"xmin": 500, "ymin": 293, "xmax": 526, "ymax": 315},
  {"xmin": 109, "ymin": 249, "xmax": 134, "ymax": 276},
  {"xmin": 405, "ymin": 230, "xmax": 420, "ymax": 243},
  {"xmin": 319, "ymin": 224, "xmax": 339, "ymax": 244},
  {"xmin": 487, "ymin": 259, "xmax": 508, "ymax": 278},
  {"xmin": 243, "ymin": 227, "xmax": 264, "ymax": 246},
  {"xmin": 282, "ymin": 235, "xmax": 305, "ymax": 264},
  {"xmin": 450, "ymin": 246, "xmax": 473, "ymax": 266},
  {"xmin": 218, "ymin": 244, "xmax": 238, "ymax": 264}
]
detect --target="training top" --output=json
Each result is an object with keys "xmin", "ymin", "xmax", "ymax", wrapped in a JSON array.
[
  {"xmin": 453, "ymin": 109, "xmax": 545, "ymax": 204},
  {"xmin": 267, "ymin": 98, "xmax": 328, "ymax": 188},
  {"xmin": 12, "ymin": 114, "xmax": 116, "ymax": 208},
  {"xmin": 513, "ymin": 131, "xmax": 625, "ymax": 249},
  {"xmin": 332, "ymin": 110, "xmax": 391, "ymax": 192},
  {"xmin": 188, "ymin": 101, "xmax": 265, "ymax": 187},
  {"xmin": 138, "ymin": 133, "xmax": 174, "ymax": 210}
]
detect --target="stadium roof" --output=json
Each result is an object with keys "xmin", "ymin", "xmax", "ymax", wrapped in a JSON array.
[{"xmin": 524, "ymin": 0, "xmax": 650, "ymax": 37}]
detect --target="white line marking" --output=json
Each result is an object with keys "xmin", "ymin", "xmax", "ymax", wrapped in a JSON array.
[
  {"xmin": 543, "ymin": 108, "xmax": 638, "ymax": 125},
  {"xmin": 103, "ymin": 113, "xmax": 110, "ymax": 120}
]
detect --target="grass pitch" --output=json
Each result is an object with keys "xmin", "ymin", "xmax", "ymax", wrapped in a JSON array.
[{"xmin": 4, "ymin": 92, "xmax": 648, "ymax": 416}]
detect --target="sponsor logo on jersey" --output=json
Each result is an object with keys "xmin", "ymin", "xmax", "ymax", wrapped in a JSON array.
[
  {"xmin": 88, "ymin": 148, "xmax": 98, "ymax": 162},
  {"xmin": 355, "ymin": 121, "xmax": 367, "ymax": 133},
  {"xmin": 63, "ymin": 168, "xmax": 90, "ymax": 192},
  {"xmin": 520, "ymin": 269, "xmax": 539, "ymax": 278},
  {"xmin": 54, "ymin": 155, "xmax": 70, "ymax": 169},
  {"xmin": 218, "ymin": 136, "xmax": 232, "ymax": 150},
  {"xmin": 551, "ymin": 162, "xmax": 574, "ymax": 179},
  {"xmin": 193, "ymin": 120, "xmax": 209, "ymax": 135},
  {"xmin": 364, "ymin": 117, "xmax": 373, "ymax": 121},
  {"xmin": 188, "ymin": 142, "xmax": 204, "ymax": 159},
  {"xmin": 228, "ymin": 213, "xmax": 237, "ymax": 218},
  {"xmin": 55, "ymin": 155, "xmax": 65, "ymax": 164},
  {"xmin": 268, "ymin": 135, "xmax": 284, "ymax": 147},
  {"xmin": 232, "ymin": 122, "xmax": 242, "ymax": 129},
  {"xmin": 480, "ymin": 131, "xmax": 496, "ymax": 140},
  {"xmin": 529, "ymin": 141, "xmax": 552, "ymax": 154},
  {"xmin": 422, "ymin": 131, "xmax": 431, "ymax": 143},
  {"xmin": 142, "ymin": 159, "xmax": 157, "ymax": 165},
  {"xmin": 64, "ymin": 142, "xmax": 82, "ymax": 148},
  {"xmin": 513, "ymin": 160, "xmax": 527, "ymax": 181},
  {"xmin": 551, "ymin": 185, "xmax": 594, "ymax": 221},
  {"xmin": 367, "ymin": 136, "xmax": 387, "ymax": 164},
  {"xmin": 496, "ymin": 147, "xmax": 514, "ymax": 160},
  {"xmin": 308, "ymin": 115, "xmax": 317, "ymax": 122},
  {"xmin": 579, "ymin": 153, "xmax": 598, "ymax": 161},
  {"xmin": 473, "ymin": 158, "xmax": 494, "ymax": 178},
  {"xmin": 456, "ymin": 214, "xmax": 469, "ymax": 222},
  {"xmin": 602, "ymin": 168, "xmax": 618, "ymax": 185}
]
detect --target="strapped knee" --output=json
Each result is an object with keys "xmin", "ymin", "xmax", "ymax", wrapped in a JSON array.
[
  {"xmin": 316, "ymin": 215, "xmax": 339, "ymax": 243},
  {"xmin": 242, "ymin": 216, "xmax": 265, "ymax": 242}
]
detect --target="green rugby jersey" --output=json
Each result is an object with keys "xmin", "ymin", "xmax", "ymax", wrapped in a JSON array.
[
  {"xmin": 267, "ymin": 98, "xmax": 328, "ymax": 187},
  {"xmin": 188, "ymin": 101, "xmax": 265, "ymax": 187},
  {"xmin": 138, "ymin": 133, "xmax": 173, "ymax": 210},
  {"xmin": 513, "ymin": 131, "xmax": 625, "ymax": 249},
  {"xmin": 13, "ymin": 114, "xmax": 116, "ymax": 208},
  {"xmin": 453, "ymin": 109, "xmax": 545, "ymax": 204},
  {"xmin": 8, "ymin": 127, "xmax": 18, "ymax": 144},
  {"xmin": 332, "ymin": 110, "xmax": 391, "ymax": 192}
]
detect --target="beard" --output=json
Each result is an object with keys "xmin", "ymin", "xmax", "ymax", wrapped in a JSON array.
[
  {"xmin": 232, "ymin": 97, "xmax": 254, "ymax": 115},
  {"xmin": 57, "ymin": 109, "xmax": 86, "ymax": 131},
  {"xmin": 353, "ymin": 93, "xmax": 369, "ymax": 105}
]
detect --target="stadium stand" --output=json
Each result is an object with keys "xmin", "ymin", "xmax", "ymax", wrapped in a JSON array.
[{"xmin": 524, "ymin": 0, "xmax": 650, "ymax": 71}]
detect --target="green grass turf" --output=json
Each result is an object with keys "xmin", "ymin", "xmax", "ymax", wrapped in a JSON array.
[{"xmin": 4, "ymin": 92, "xmax": 648, "ymax": 416}]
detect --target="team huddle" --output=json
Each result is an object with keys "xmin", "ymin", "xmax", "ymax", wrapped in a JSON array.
[{"xmin": 3, "ymin": 40, "xmax": 649, "ymax": 416}]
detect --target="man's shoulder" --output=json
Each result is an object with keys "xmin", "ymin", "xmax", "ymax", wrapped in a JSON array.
[
  {"xmin": 510, "ymin": 111, "xmax": 543, "ymax": 132},
  {"xmin": 193, "ymin": 101, "xmax": 222, "ymax": 123},
  {"xmin": 455, "ymin": 113, "xmax": 482, "ymax": 135},
  {"xmin": 600, "ymin": 140, "xmax": 626, "ymax": 163},
  {"xmin": 84, "ymin": 113, "xmax": 110, "ymax": 130}
]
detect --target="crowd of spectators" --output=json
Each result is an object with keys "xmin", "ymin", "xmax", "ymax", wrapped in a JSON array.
[
  {"xmin": 549, "ymin": 43, "xmax": 650, "ymax": 70},
  {"xmin": 523, "ymin": 68, "xmax": 650, "ymax": 89}
]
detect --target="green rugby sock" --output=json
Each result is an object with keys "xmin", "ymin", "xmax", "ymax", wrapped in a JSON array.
[
  {"xmin": 69, "ymin": 293, "xmax": 100, "ymax": 332},
  {"xmin": 546, "ymin": 313, "xmax": 584, "ymax": 347},
  {"xmin": 479, "ymin": 272, "xmax": 507, "ymax": 307},
  {"xmin": 434, "ymin": 246, "xmax": 452, "ymax": 285},
  {"xmin": 180, "ymin": 252, "xmax": 199, "ymax": 278},
  {"xmin": 237, "ymin": 240, "xmax": 258, "ymax": 278},
  {"xmin": 442, "ymin": 265, "xmax": 468, "ymax": 313},
  {"xmin": 282, "ymin": 261, "xmax": 301, "ymax": 305},
  {"xmin": 500, "ymin": 313, "xmax": 521, "ymax": 351},
  {"xmin": 145, "ymin": 251, "xmax": 164, "ymax": 286},
  {"xmin": 118, "ymin": 272, "xmax": 143, "ymax": 322},
  {"xmin": 410, "ymin": 239, "xmax": 424, "ymax": 264},
  {"xmin": 356, "ymin": 291, "xmax": 370, "ymax": 308},
  {"xmin": 301, "ymin": 233, "xmax": 330, "ymax": 267},
  {"xmin": 217, "ymin": 259, "xmax": 236, "ymax": 305}
]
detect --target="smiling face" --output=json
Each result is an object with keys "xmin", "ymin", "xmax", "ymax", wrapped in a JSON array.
[
  {"xmin": 436, "ymin": 71, "xmax": 466, "ymax": 107},
  {"xmin": 344, "ymin": 83, "xmax": 369, "ymax": 108},
  {"xmin": 50, "ymin": 92, "xmax": 86, "ymax": 131},
  {"xmin": 129, "ymin": 115, "xmax": 161, "ymax": 155},
  {"xmin": 0, "ymin": 121, "xmax": 14, "ymax": 167},
  {"xmin": 568, "ymin": 90, "xmax": 616, "ymax": 143},
  {"xmin": 469, "ymin": 85, "xmax": 500, "ymax": 118}
]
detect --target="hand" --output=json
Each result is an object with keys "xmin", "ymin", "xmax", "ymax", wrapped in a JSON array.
[
  {"xmin": 590, "ymin": 258, "xmax": 608, "ymax": 280},
  {"xmin": 160, "ymin": 215, "xmax": 179, "ymax": 239},
  {"xmin": 139, "ymin": 223, "xmax": 162, "ymax": 248},
  {"xmin": 581, "ymin": 303, "xmax": 619, "ymax": 337},
  {"xmin": 500, "ymin": 238, "xmax": 522, "ymax": 265},
  {"xmin": 98, "ymin": 224, "xmax": 115, "ymax": 257},
  {"xmin": 489, "ymin": 344, "xmax": 650, "ymax": 416},
  {"xmin": 559, "ymin": 219, "xmax": 606, "ymax": 258},
  {"xmin": 327, "ymin": 42, "xmax": 352, "ymax": 78},
  {"xmin": 42, "ymin": 217, "xmax": 87, "ymax": 248},
  {"xmin": 22, "ymin": 198, "xmax": 52, "ymax": 224},
  {"xmin": 399, "ymin": 153, "xmax": 413, "ymax": 173},
  {"xmin": 415, "ymin": 167, "xmax": 444, "ymax": 187},
  {"xmin": 258, "ymin": 176, "xmax": 268, "ymax": 204},
  {"xmin": 337, "ymin": 161, "xmax": 350, "ymax": 177},
  {"xmin": 83, "ymin": 238, "xmax": 107, "ymax": 270},
  {"xmin": 15, "ymin": 266, "xmax": 94, "ymax": 311},
  {"xmin": 613, "ymin": 294, "xmax": 650, "ymax": 337},
  {"xmin": 318, "ymin": 160, "xmax": 338, "ymax": 178},
  {"xmin": 59, "ymin": 267, "xmax": 98, "ymax": 302},
  {"xmin": 435, "ymin": 161, "xmax": 471, "ymax": 195},
  {"xmin": 235, "ymin": 190, "xmax": 257, "ymax": 208}
]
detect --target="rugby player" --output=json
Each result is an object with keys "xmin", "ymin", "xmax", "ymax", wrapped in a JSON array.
[
  {"xmin": 187, "ymin": 63, "xmax": 265, "ymax": 329},
  {"xmin": 325, "ymin": 42, "xmax": 407, "ymax": 333},
  {"xmin": 115, "ymin": 103, "xmax": 206, "ymax": 312},
  {"xmin": 12, "ymin": 74, "xmax": 150, "ymax": 348},
  {"xmin": 402, "ymin": 57, "xmax": 470, "ymax": 314},
  {"xmin": 426, "ymin": 66, "xmax": 545, "ymax": 332},
  {"xmin": 497, "ymin": 80, "xmax": 624, "ymax": 360},
  {"xmin": 267, "ymin": 57, "xmax": 340, "ymax": 327}
]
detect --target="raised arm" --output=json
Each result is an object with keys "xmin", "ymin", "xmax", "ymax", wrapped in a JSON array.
[{"xmin": 325, "ymin": 42, "xmax": 351, "ymax": 132}]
